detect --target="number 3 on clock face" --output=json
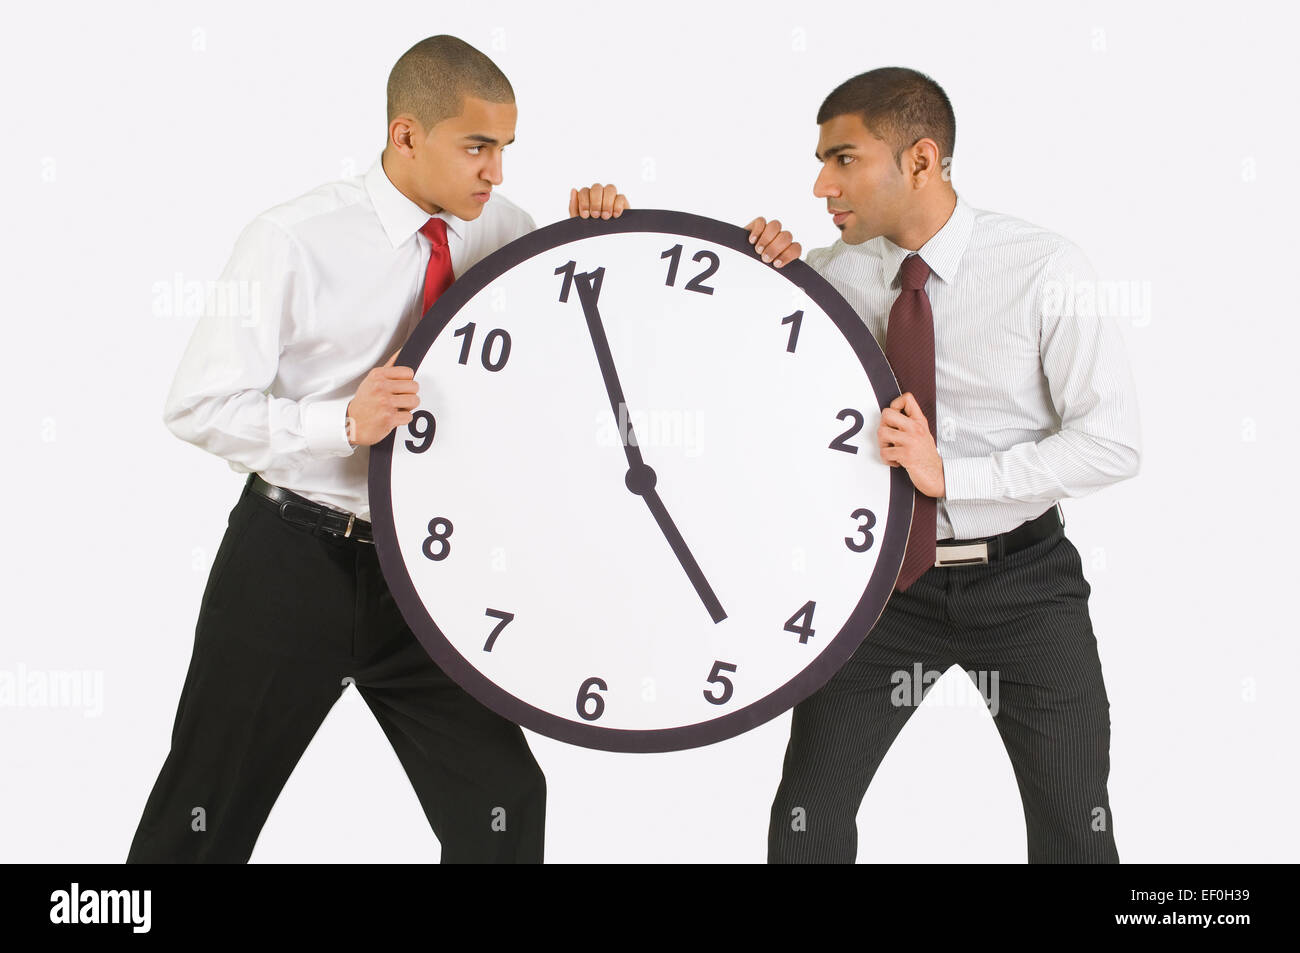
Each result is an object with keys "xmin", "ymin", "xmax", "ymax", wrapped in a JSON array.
[{"xmin": 369, "ymin": 210, "xmax": 912, "ymax": 752}]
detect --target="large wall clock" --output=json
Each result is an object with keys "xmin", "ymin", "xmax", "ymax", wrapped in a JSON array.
[{"xmin": 369, "ymin": 209, "xmax": 912, "ymax": 752}]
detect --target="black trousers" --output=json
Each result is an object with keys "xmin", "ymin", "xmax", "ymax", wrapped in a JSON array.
[
  {"xmin": 127, "ymin": 477, "xmax": 545, "ymax": 863},
  {"xmin": 768, "ymin": 520, "xmax": 1119, "ymax": 863}
]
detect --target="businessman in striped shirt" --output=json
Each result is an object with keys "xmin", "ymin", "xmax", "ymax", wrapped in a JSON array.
[{"xmin": 748, "ymin": 67, "xmax": 1141, "ymax": 863}]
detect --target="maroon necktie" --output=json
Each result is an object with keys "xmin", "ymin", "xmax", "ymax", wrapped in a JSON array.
[
  {"xmin": 419, "ymin": 217, "xmax": 454, "ymax": 316},
  {"xmin": 886, "ymin": 254, "xmax": 937, "ymax": 593}
]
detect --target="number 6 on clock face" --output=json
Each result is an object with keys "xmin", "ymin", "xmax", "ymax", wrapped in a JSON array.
[{"xmin": 369, "ymin": 210, "xmax": 912, "ymax": 752}]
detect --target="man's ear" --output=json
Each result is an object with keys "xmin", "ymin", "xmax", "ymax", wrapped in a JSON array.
[
  {"xmin": 389, "ymin": 115, "xmax": 423, "ymax": 156},
  {"xmin": 906, "ymin": 137, "xmax": 943, "ymax": 188}
]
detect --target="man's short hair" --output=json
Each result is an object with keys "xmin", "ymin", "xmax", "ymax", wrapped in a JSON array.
[
  {"xmin": 386, "ymin": 35, "xmax": 514, "ymax": 132},
  {"xmin": 817, "ymin": 67, "xmax": 955, "ymax": 169}
]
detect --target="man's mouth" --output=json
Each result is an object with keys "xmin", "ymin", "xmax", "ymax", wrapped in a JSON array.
[
  {"xmin": 473, "ymin": 190, "xmax": 491, "ymax": 204},
  {"xmin": 830, "ymin": 209, "xmax": 851, "ymax": 227}
]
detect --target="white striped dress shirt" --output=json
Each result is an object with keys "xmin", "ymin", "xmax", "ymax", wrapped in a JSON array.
[
  {"xmin": 162, "ymin": 151, "xmax": 536, "ymax": 521},
  {"xmin": 806, "ymin": 195, "xmax": 1141, "ymax": 540}
]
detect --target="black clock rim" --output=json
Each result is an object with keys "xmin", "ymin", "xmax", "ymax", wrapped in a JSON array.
[{"xmin": 368, "ymin": 208, "xmax": 913, "ymax": 754}]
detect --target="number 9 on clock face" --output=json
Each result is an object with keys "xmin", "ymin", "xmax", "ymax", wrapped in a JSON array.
[{"xmin": 369, "ymin": 210, "xmax": 912, "ymax": 752}]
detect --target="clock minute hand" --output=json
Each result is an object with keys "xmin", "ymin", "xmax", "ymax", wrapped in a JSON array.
[
  {"xmin": 573, "ymin": 271, "xmax": 727, "ymax": 625},
  {"xmin": 573, "ymin": 269, "xmax": 643, "ymax": 471}
]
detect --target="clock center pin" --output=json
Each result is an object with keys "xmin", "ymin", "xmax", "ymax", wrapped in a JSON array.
[{"xmin": 624, "ymin": 463, "xmax": 657, "ymax": 496}]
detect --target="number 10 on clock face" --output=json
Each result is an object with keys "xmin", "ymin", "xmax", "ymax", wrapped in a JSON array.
[{"xmin": 372, "ymin": 211, "xmax": 909, "ymax": 752}]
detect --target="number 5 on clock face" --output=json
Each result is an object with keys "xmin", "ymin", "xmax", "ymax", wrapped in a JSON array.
[{"xmin": 369, "ymin": 210, "xmax": 912, "ymax": 752}]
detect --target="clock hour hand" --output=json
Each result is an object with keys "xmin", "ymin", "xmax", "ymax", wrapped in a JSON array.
[
  {"xmin": 637, "ymin": 479, "xmax": 728, "ymax": 624},
  {"xmin": 573, "ymin": 270, "xmax": 727, "ymax": 624}
]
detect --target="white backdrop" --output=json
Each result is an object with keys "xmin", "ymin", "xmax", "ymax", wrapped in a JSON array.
[{"xmin": 2, "ymin": 0, "xmax": 1296, "ymax": 863}]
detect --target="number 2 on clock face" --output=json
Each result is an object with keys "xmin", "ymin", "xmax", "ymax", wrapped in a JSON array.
[{"xmin": 373, "ymin": 211, "xmax": 910, "ymax": 752}]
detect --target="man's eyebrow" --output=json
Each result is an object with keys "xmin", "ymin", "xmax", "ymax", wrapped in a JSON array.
[
  {"xmin": 815, "ymin": 143, "xmax": 855, "ymax": 161},
  {"xmin": 464, "ymin": 134, "xmax": 516, "ymax": 146}
]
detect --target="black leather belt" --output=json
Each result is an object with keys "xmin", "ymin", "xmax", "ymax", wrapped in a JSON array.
[
  {"xmin": 245, "ymin": 473, "xmax": 374, "ymax": 543},
  {"xmin": 933, "ymin": 503, "xmax": 1063, "ymax": 567}
]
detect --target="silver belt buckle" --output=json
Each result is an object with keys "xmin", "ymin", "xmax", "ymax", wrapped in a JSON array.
[
  {"xmin": 934, "ymin": 541, "xmax": 989, "ymax": 567},
  {"xmin": 343, "ymin": 512, "xmax": 355, "ymax": 538}
]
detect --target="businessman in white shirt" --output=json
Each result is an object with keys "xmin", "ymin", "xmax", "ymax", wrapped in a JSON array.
[
  {"xmin": 748, "ymin": 66, "xmax": 1141, "ymax": 863},
  {"xmin": 127, "ymin": 35, "xmax": 626, "ymax": 863}
]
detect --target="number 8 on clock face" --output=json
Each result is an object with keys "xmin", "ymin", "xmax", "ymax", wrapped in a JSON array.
[{"xmin": 369, "ymin": 209, "xmax": 912, "ymax": 752}]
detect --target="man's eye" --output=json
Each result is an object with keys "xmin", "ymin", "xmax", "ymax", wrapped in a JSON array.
[
  {"xmin": 467, "ymin": 146, "xmax": 482, "ymax": 155},
  {"xmin": 838, "ymin": 155, "xmax": 855, "ymax": 166}
]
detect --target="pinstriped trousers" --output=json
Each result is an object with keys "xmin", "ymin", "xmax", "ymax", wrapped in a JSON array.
[{"xmin": 768, "ymin": 520, "xmax": 1119, "ymax": 863}]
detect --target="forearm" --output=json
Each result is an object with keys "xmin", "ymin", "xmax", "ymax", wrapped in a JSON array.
[
  {"xmin": 163, "ymin": 386, "xmax": 354, "ymax": 472},
  {"xmin": 942, "ymin": 428, "xmax": 1140, "ymax": 503}
]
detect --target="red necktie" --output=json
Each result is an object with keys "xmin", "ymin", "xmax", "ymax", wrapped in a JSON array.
[
  {"xmin": 886, "ymin": 254, "xmax": 937, "ymax": 593},
  {"xmin": 419, "ymin": 217, "xmax": 454, "ymax": 316}
]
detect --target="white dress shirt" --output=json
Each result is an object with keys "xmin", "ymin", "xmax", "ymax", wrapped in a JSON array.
[
  {"xmin": 163, "ymin": 151, "xmax": 536, "ymax": 521},
  {"xmin": 806, "ymin": 195, "xmax": 1142, "ymax": 540}
]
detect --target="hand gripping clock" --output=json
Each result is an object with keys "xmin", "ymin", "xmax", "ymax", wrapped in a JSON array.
[{"xmin": 369, "ymin": 209, "xmax": 912, "ymax": 752}]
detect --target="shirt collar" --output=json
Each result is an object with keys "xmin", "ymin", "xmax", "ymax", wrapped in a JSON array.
[
  {"xmin": 879, "ymin": 194, "xmax": 974, "ymax": 287},
  {"xmin": 364, "ymin": 150, "xmax": 463, "ymax": 249}
]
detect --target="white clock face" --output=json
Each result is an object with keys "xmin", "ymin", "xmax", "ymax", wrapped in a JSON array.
[{"xmin": 370, "ymin": 210, "xmax": 911, "ymax": 752}]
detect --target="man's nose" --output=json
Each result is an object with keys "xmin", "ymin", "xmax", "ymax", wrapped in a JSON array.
[
  {"xmin": 813, "ymin": 168, "xmax": 838, "ymax": 198},
  {"xmin": 484, "ymin": 152, "xmax": 504, "ymax": 186}
]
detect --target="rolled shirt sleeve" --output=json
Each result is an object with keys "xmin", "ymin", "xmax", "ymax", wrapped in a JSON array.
[
  {"xmin": 162, "ymin": 216, "xmax": 356, "ymax": 472},
  {"xmin": 942, "ymin": 242, "xmax": 1142, "ymax": 503}
]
